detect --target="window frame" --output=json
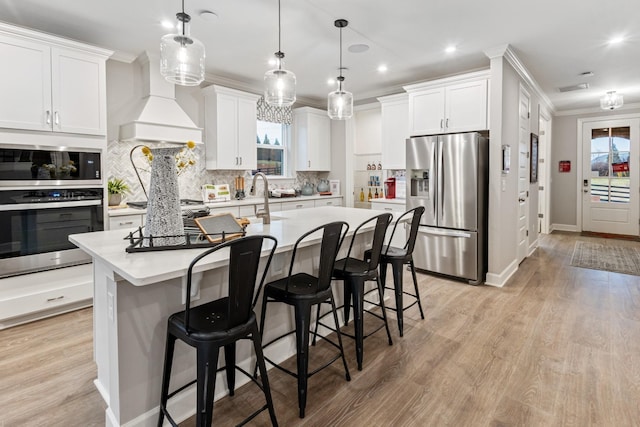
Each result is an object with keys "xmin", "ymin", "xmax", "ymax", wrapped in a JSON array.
[{"xmin": 255, "ymin": 120, "xmax": 292, "ymax": 178}]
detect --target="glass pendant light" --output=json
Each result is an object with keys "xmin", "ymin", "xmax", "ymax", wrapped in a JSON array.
[
  {"xmin": 600, "ymin": 91, "xmax": 623, "ymax": 110},
  {"xmin": 264, "ymin": 0, "xmax": 296, "ymax": 106},
  {"xmin": 160, "ymin": 0, "xmax": 205, "ymax": 86},
  {"xmin": 328, "ymin": 19, "xmax": 353, "ymax": 120}
]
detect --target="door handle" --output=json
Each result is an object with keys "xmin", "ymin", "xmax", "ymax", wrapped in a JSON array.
[
  {"xmin": 519, "ymin": 198, "xmax": 525, "ymax": 202},
  {"xmin": 46, "ymin": 110, "xmax": 51, "ymax": 125},
  {"xmin": 445, "ymin": 118, "xmax": 449, "ymax": 129},
  {"xmin": 239, "ymin": 157, "xmax": 242, "ymax": 165},
  {"xmin": 583, "ymin": 189, "xmax": 589, "ymax": 193},
  {"xmin": 440, "ymin": 119, "xmax": 444, "ymax": 129},
  {"xmin": 54, "ymin": 111, "xmax": 59, "ymax": 125}
]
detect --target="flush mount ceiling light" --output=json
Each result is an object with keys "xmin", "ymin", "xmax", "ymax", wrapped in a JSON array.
[
  {"xmin": 264, "ymin": 0, "xmax": 296, "ymax": 107},
  {"xmin": 327, "ymin": 19, "xmax": 353, "ymax": 120},
  {"xmin": 600, "ymin": 91, "xmax": 624, "ymax": 110},
  {"xmin": 160, "ymin": 0, "xmax": 205, "ymax": 86}
]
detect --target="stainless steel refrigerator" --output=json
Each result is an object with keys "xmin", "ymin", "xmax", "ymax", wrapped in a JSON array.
[{"xmin": 406, "ymin": 132, "xmax": 488, "ymax": 284}]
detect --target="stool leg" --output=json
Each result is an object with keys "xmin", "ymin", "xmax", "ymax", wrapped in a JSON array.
[
  {"xmin": 251, "ymin": 323, "xmax": 279, "ymax": 427},
  {"xmin": 351, "ymin": 278, "xmax": 365, "ymax": 371},
  {"xmin": 196, "ymin": 345, "xmax": 219, "ymax": 427},
  {"xmin": 391, "ymin": 260, "xmax": 405, "ymax": 337},
  {"xmin": 157, "ymin": 333, "xmax": 176, "ymax": 427},
  {"xmin": 254, "ymin": 294, "xmax": 269, "ymax": 379},
  {"xmin": 376, "ymin": 276, "xmax": 393, "ymax": 346},
  {"xmin": 294, "ymin": 302, "xmax": 312, "ymax": 418},
  {"xmin": 224, "ymin": 343, "xmax": 236, "ymax": 396},
  {"xmin": 311, "ymin": 303, "xmax": 322, "ymax": 346},
  {"xmin": 343, "ymin": 279, "xmax": 352, "ymax": 327},
  {"xmin": 330, "ymin": 293, "xmax": 351, "ymax": 381},
  {"xmin": 409, "ymin": 259, "xmax": 425, "ymax": 319}
]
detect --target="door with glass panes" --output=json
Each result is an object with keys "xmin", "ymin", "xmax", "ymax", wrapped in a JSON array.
[{"xmin": 582, "ymin": 119, "xmax": 639, "ymax": 235}]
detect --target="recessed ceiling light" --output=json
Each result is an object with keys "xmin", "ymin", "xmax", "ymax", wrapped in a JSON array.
[
  {"xmin": 580, "ymin": 71, "xmax": 594, "ymax": 77},
  {"xmin": 377, "ymin": 64, "xmax": 388, "ymax": 73},
  {"xmin": 161, "ymin": 20, "xmax": 175, "ymax": 30},
  {"xmin": 609, "ymin": 36, "xmax": 625, "ymax": 45},
  {"xmin": 348, "ymin": 44, "xmax": 369, "ymax": 53},
  {"xmin": 199, "ymin": 10, "xmax": 218, "ymax": 22},
  {"xmin": 445, "ymin": 45, "xmax": 456, "ymax": 53}
]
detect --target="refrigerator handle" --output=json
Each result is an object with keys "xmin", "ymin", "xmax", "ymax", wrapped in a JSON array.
[{"xmin": 439, "ymin": 141, "xmax": 444, "ymax": 222}]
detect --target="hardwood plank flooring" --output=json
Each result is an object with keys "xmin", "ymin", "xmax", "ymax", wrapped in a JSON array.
[{"xmin": 2, "ymin": 231, "xmax": 640, "ymax": 426}]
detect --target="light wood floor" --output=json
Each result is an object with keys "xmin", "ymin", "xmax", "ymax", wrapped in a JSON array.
[{"xmin": 2, "ymin": 232, "xmax": 639, "ymax": 426}]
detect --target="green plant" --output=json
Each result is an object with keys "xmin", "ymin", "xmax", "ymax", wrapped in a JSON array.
[{"xmin": 108, "ymin": 178, "xmax": 130, "ymax": 195}]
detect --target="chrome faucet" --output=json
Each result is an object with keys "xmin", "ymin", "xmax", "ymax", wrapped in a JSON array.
[{"xmin": 250, "ymin": 172, "xmax": 271, "ymax": 224}]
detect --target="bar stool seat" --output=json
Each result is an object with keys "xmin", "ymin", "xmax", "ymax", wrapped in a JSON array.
[{"xmin": 158, "ymin": 235, "xmax": 279, "ymax": 427}]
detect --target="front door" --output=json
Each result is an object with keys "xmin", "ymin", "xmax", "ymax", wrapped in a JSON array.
[{"xmin": 582, "ymin": 118, "xmax": 639, "ymax": 235}]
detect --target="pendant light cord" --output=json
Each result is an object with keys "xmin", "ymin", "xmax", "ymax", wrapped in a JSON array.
[
  {"xmin": 277, "ymin": 0, "xmax": 283, "ymax": 70},
  {"xmin": 181, "ymin": 0, "xmax": 185, "ymax": 36},
  {"xmin": 339, "ymin": 26, "xmax": 343, "ymax": 90}
]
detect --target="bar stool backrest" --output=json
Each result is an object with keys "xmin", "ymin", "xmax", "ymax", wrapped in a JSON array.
[
  {"xmin": 386, "ymin": 206, "xmax": 425, "ymax": 254},
  {"xmin": 342, "ymin": 213, "xmax": 393, "ymax": 272},
  {"xmin": 285, "ymin": 221, "xmax": 349, "ymax": 293},
  {"xmin": 183, "ymin": 235, "xmax": 278, "ymax": 333}
]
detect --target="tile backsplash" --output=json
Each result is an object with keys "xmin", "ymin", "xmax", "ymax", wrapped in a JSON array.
[{"xmin": 106, "ymin": 140, "xmax": 322, "ymax": 202}]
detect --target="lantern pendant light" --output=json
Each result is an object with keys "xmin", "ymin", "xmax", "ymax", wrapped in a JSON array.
[
  {"xmin": 264, "ymin": 0, "xmax": 296, "ymax": 107},
  {"xmin": 160, "ymin": 0, "xmax": 205, "ymax": 86},
  {"xmin": 328, "ymin": 19, "xmax": 353, "ymax": 120},
  {"xmin": 600, "ymin": 91, "xmax": 623, "ymax": 110}
]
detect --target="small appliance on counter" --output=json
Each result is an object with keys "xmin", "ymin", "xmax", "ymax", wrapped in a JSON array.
[
  {"xmin": 202, "ymin": 184, "xmax": 231, "ymax": 203},
  {"xmin": 234, "ymin": 176, "xmax": 245, "ymax": 200},
  {"xmin": 384, "ymin": 177, "xmax": 396, "ymax": 199}
]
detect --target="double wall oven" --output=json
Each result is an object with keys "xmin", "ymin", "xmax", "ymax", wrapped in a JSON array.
[{"xmin": 0, "ymin": 144, "xmax": 103, "ymax": 278}]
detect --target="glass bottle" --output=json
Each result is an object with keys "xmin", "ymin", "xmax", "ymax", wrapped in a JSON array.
[
  {"xmin": 374, "ymin": 188, "xmax": 379, "ymax": 198},
  {"xmin": 359, "ymin": 188, "xmax": 365, "ymax": 202},
  {"xmin": 367, "ymin": 188, "xmax": 373, "ymax": 202}
]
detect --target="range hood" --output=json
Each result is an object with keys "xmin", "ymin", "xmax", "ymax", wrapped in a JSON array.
[{"xmin": 119, "ymin": 52, "xmax": 202, "ymax": 143}]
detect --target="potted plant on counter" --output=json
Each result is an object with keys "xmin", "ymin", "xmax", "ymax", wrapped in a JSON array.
[{"xmin": 107, "ymin": 178, "xmax": 130, "ymax": 206}]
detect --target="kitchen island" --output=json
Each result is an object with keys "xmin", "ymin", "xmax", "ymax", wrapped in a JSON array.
[{"xmin": 70, "ymin": 206, "xmax": 395, "ymax": 427}]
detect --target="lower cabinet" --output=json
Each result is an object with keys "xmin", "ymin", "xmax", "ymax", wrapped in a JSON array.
[
  {"xmin": 281, "ymin": 199, "xmax": 315, "ymax": 210},
  {"xmin": 108, "ymin": 213, "xmax": 145, "ymax": 231},
  {"xmin": 0, "ymin": 264, "xmax": 93, "ymax": 329},
  {"xmin": 314, "ymin": 197, "xmax": 343, "ymax": 207},
  {"xmin": 371, "ymin": 200, "xmax": 407, "ymax": 248}
]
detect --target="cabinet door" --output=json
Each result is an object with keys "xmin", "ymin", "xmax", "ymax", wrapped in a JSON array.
[
  {"xmin": 109, "ymin": 214, "xmax": 143, "ymax": 231},
  {"xmin": 236, "ymin": 96, "xmax": 257, "ymax": 170},
  {"xmin": 0, "ymin": 35, "xmax": 52, "ymax": 131},
  {"xmin": 381, "ymin": 99, "xmax": 408, "ymax": 169},
  {"xmin": 409, "ymin": 87, "xmax": 444, "ymax": 136},
  {"xmin": 51, "ymin": 48, "xmax": 106, "ymax": 135},
  {"xmin": 307, "ymin": 113, "xmax": 331, "ymax": 171},
  {"xmin": 445, "ymin": 79, "xmax": 487, "ymax": 133},
  {"xmin": 216, "ymin": 94, "xmax": 239, "ymax": 169}
]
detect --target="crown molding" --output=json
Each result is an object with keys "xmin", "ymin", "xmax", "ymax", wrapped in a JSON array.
[{"xmin": 554, "ymin": 102, "xmax": 640, "ymax": 117}]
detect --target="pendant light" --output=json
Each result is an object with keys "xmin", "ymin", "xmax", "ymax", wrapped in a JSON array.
[
  {"xmin": 160, "ymin": 0, "xmax": 205, "ymax": 86},
  {"xmin": 264, "ymin": 0, "xmax": 296, "ymax": 107},
  {"xmin": 327, "ymin": 19, "xmax": 353, "ymax": 120},
  {"xmin": 600, "ymin": 91, "xmax": 623, "ymax": 110}
]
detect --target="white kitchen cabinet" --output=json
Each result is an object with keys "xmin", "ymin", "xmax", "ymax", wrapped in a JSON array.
[
  {"xmin": 294, "ymin": 107, "xmax": 331, "ymax": 171},
  {"xmin": 109, "ymin": 213, "xmax": 145, "ymax": 231},
  {"xmin": 238, "ymin": 202, "xmax": 281, "ymax": 218},
  {"xmin": 371, "ymin": 199, "xmax": 407, "ymax": 248},
  {"xmin": 281, "ymin": 199, "xmax": 315, "ymax": 211},
  {"xmin": 314, "ymin": 197, "xmax": 342, "ymax": 207},
  {"xmin": 378, "ymin": 93, "xmax": 409, "ymax": 170},
  {"xmin": 0, "ymin": 25, "xmax": 109, "ymax": 135},
  {"xmin": 404, "ymin": 71, "xmax": 489, "ymax": 137},
  {"xmin": 353, "ymin": 104, "xmax": 381, "ymax": 155},
  {"xmin": 203, "ymin": 85, "xmax": 260, "ymax": 170}
]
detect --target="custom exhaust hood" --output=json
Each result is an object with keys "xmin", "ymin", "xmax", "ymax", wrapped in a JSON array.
[{"xmin": 119, "ymin": 52, "xmax": 202, "ymax": 143}]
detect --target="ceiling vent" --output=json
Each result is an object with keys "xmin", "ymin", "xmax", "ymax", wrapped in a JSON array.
[{"xmin": 558, "ymin": 83, "xmax": 589, "ymax": 92}]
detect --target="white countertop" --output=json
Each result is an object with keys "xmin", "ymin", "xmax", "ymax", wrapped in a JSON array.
[
  {"xmin": 108, "ymin": 194, "xmax": 343, "ymax": 216},
  {"xmin": 72, "ymin": 206, "xmax": 393, "ymax": 287}
]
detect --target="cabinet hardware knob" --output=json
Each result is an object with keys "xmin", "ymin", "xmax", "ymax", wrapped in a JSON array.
[
  {"xmin": 46, "ymin": 295, "xmax": 65, "ymax": 302},
  {"xmin": 120, "ymin": 221, "xmax": 134, "ymax": 225}
]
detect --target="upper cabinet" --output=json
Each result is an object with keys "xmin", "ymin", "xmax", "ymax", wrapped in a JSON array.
[
  {"xmin": 404, "ymin": 70, "xmax": 489, "ymax": 137},
  {"xmin": 0, "ymin": 25, "xmax": 110, "ymax": 136},
  {"xmin": 203, "ymin": 85, "xmax": 260, "ymax": 170},
  {"xmin": 294, "ymin": 107, "xmax": 331, "ymax": 171},
  {"xmin": 353, "ymin": 104, "xmax": 381, "ymax": 155},
  {"xmin": 378, "ymin": 93, "xmax": 408, "ymax": 170}
]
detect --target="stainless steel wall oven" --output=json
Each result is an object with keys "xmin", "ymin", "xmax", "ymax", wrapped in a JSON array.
[{"xmin": 0, "ymin": 145, "xmax": 103, "ymax": 278}]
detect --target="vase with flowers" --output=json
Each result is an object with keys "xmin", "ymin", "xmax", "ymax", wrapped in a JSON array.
[{"xmin": 130, "ymin": 141, "xmax": 196, "ymax": 246}]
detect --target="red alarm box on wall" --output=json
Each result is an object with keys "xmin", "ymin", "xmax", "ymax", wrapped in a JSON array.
[{"xmin": 384, "ymin": 177, "xmax": 396, "ymax": 199}]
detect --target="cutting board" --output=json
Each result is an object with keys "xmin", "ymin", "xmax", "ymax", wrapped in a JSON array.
[{"xmin": 194, "ymin": 212, "xmax": 244, "ymax": 243}]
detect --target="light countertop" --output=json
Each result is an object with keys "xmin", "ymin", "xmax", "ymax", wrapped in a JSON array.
[{"xmin": 72, "ymin": 206, "xmax": 394, "ymax": 287}]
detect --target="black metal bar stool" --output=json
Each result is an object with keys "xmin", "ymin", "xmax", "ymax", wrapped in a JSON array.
[
  {"xmin": 365, "ymin": 206, "xmax": 425, "ymax": 337},
  {"xmin": 257, "ymin": 221, "xmax": 350, "ymax": 418},
  {"xmin": 320, "ymin": 213, "xmax": 393, "ymax": 371},
  {"xmin": 158, "ymin": 235, "xmax": 279, "ymax": 427}
]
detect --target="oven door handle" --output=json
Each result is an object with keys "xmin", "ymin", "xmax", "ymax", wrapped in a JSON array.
[{"xmin": 0, "ymin": 200, "xmax": 102, "ymax": 211}]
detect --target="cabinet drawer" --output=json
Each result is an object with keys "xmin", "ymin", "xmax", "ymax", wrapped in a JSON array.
[
  {"xmin": 238, "ymin": 203, "xmax": 281, "ymax": 217},
  {"xmin": 371, "ymin": 201, "xmax": 406, "ymax": 212},
  {"xmin": 109, "ymin": 214, "xmax": 143, "ymax": 230},
  {"xmin": 314, "ymin": 198, "xmax": 342, "ymax": 207},
  {"xmin": 0, "ymin": 281, "xmax": 92, "ymax": 321},
  {"xmin": 208, "ymin": 206, "xmax": 240, "ymax": 218},
  {"xmin": 281, "ymin": 200, "xmax": 315, "ymax": 210}
]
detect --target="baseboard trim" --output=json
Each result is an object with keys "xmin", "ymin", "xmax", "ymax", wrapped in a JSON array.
[
  {"xmin": 552, "ymin": 223, "xmax": 579, "ymax": 232},
  {"xmin": 485, "ymin": 258, "xmax": 519, "ymax": 287}
]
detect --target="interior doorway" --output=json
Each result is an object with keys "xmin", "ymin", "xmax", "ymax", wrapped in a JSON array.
[
  {"xmin": 581, "ymin": 118, "xmax": 639, "ymax": 236},
  {"xmin": 538, "ymin": 108, "xmax": 551, "ymax": 234},
  {"xmin": 517, "ymin": 86, "xmax": 530, "ymax": 264}
]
